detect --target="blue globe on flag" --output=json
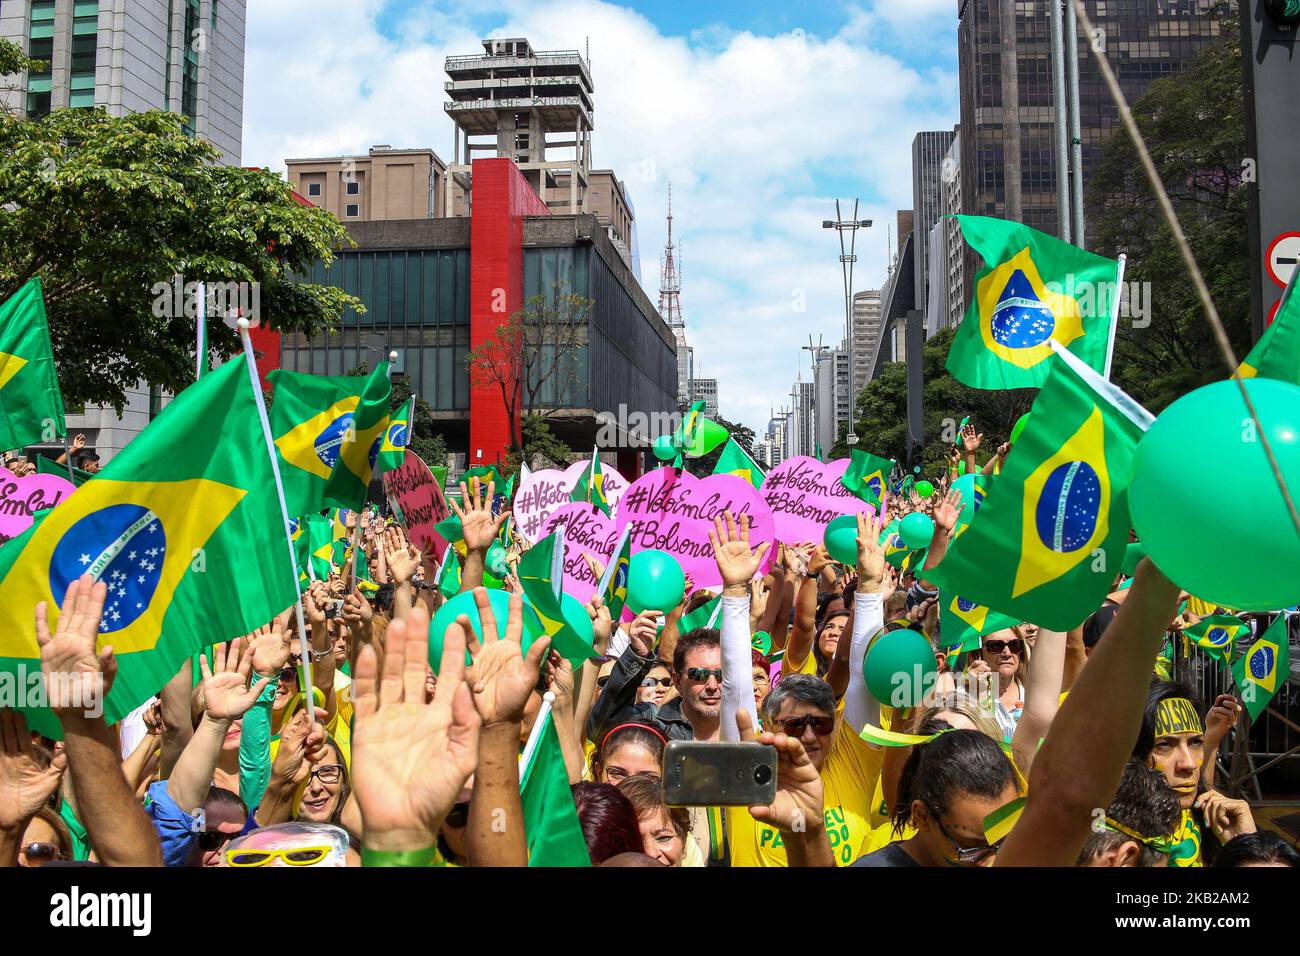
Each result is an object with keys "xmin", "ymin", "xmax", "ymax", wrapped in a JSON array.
[
  {"xmin": 1035, "ymin": 461, "xmax": 1101, "ymax": 553},
  {"xmin": 49, "ymin": 504, "xmax": 166, "ymax": 633},
  {"xmin": 990, "ymin": 270, "xmax": 1056, "ymax": 349},
  {"xmin": 315, "ymin": 414, "xmax": 354, "ymax": 468}
]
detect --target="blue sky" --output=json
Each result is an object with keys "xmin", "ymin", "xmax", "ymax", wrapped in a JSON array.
[{"xmin": 243, "ymin": 0, "xmax": 960, "ymax": 432}]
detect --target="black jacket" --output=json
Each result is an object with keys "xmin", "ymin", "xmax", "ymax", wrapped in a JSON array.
[{"xmin": 586, "ymin": 644, "xmax": 695, "ymax": 744}]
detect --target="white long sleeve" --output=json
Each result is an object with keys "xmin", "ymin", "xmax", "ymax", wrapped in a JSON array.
[
  {"xmin": 843, "ymin": 590, "xmax": 885, "ymax": 735},
  {"xmin": 719, "ymin": 595, "xmax": 758, "ymax": 742}
]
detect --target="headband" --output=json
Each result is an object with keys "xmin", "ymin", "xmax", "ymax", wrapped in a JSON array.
[
  {"xmin": 1154, "ymin": 697, "xmax": 1202, "ymax": 737},
  {"xmin": 1099, "ymin": 817, "xmax": 1176, "ymax": 854},
  {"xmin": 600, "ymin": 722, "xmax": 668, "ymax": 754}
]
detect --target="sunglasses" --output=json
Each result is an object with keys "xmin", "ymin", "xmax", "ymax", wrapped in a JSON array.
[
  {"xmin": 640, "ymin": 676, "xmax": 672, "ymax": 688},
  {"xmin": 444, "ymin": 801, "xmax": 471, "ymax": 829},
  {"xmin": 305, "ymin": 764, "xmax": 343, "ymax": 786},
  {"xmin": 21, "ymin": 842, "xmax": 63, "ymax": 863},
  {"xmin": 226, "ymin": 846, "xmax": 334, "ymax": 867},
  {"xmin": 930, "ymin": 811, "xmax": 1002, "ymax": 865},
  {"xmin": 777, "ymin": 714, "xmax": 835, "ymax": 737},
  {"xmin": 198, "ymin": 829, "xmax": 236, "ymax": 851},
  {"xmin": 983, "ymin": 639, "xmax": 1022, "ymax": 655},
  {"xmin": 685, "ymin": 667, "xmax": 723, "ymax": 682}
]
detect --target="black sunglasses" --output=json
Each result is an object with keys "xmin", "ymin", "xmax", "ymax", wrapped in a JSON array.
[
  {"xmin": 685, "ymin": 667, "xmax": 723, "ymax": 682},
  {"xmin": 640, "ymin": 676, "xmax": 672, "ymax": 688},
  {"xmin": 777, "ymin": 714, "xmax": 835, "ymax": 737},
  {"xmin": 198, "ymin": 829, "xmax": 235, "ymax": 851},
  {"xmin": 983, "ymin": 638, "xmax": 1023, "ymax": 655}
]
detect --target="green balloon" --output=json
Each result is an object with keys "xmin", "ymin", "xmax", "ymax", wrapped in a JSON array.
[
  {"xmin": 752, "ymin": 630, "xmax": 772, "ymax": 655},
  {"xmin": 627, "ymin": 549, "xmax": 686, "ymax": 614},
  {"xmin": 558, "ymin": 594, "xmax": 597, "ymax": 665},
  {"xmin": 1009, "ymin": 413, "xmax": 1030, "ymax": 445},
  {"xmin": 863, "ymin": 629, "xmax": 936, "ymax": 707},
  {"xmin": 485, "ymin": 542, "xmax": 509, "ymax": 578},
  {"xmin": 652, "ymin": 434, "xmax": 678, "ymax": 461},
  {"xmin": 914, "ymin": 479, "xmax": 935, "ymax": 498},
  {"xmin": 429, "ymin": 589, "xmax": 544, "ymax": 673},
  {"xmin": 899, "ymin": 512, "xmax": 935, "ymax": 549},
  {"xmin": 1129, "ymin": 378, "xmax": 1300, "ymax": 610},
  {"xmin": 824, "ymin": 513, "xmax": 860, "ymax": 565},
  {"xmin": 951, "ymin": 473, "xmax": 987, "ymax": 525}
]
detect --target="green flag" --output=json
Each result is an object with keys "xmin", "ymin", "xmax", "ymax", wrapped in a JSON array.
[
  {"xmin": 375, "ymin": 396, "xmax": 412, "ymax": 474},
  {"xmin": 679, "ymin": 595, "xmax": 722, "ymax": 634},
  {"xmin": 842, "ymin": 449, "xmax": 893, "ymax": 507},
  {"xmin": 929, "ymin": 345, "xmax": 1154, "ymax": 630},
  {"xmin": 597, "ymin": 524, "xmax": 632, "ymax": 623},
  {"xmin": 1232, "ymin": 614, "xmax": 1290, "ymax": 722},
  {"xmin": 1239, "ymin": 272, "xmax": 1299, "ymax": 385},
  {"xmin": 945, "ymin": 215, "xmax": 1122, "ymax": 389},
  {"xmin": 436, "ymin": 547, "xmax": 462, "ymax": 598},
  {"xmin": 266, "ymin": 362, "xmax": 392, "ymax": 514},
  {"xmin": 940, "ymin": 593, "xmax": 1020, "ymax": 653},
  {"xmin": 520, "ymin": 709, "xmax": 590, "ymax": 866},
  {"xmin": 517, "ymin": 529, "xmax": 583, "ymax": 658},
  {"xmin": 569, "ymin": 448, "xmax": 611, "ymax": 516},
  {"xmin": 1182, "ymin": 614, "xmax": 1249, "ymax": 667},
  {"xmin": 0, "ymin": 277, "xmax": 66, "ymax": 450},
  {"xmin": 713, "ymin": 438, "xmax": 765, "ymax": 490},
  {"xmin": 0, "ymin": 357, "xmax": 298, "ymax": 736},
  {"xmin": 37, "ymin": 454, "xmax": 92, "ymax": 487},
  {"xmin": 293, "ymin": 513, "xmax": 333, "ymax": 583}
]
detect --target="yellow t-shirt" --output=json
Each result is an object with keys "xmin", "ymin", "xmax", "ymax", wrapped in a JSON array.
[
  {"xmin": 726, "ymin": 715, "xmax": 885, "ymax": 867},
  {"xmin": 863, "ymin": 819, "xmax": 914, "ymax": 853}
]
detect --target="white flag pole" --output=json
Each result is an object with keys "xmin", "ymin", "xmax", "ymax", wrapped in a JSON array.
[
  {"xmin": 1103, "ymin": 253, "xmax": 1126, "ymax": 381},
  {"xmin": 519, "ymin": 692, "xmax": 556, "ymax": 779},
  {"xmin": 238, "ymin": 318, "xmax": 316, "ymax": 725},
  {"xmin": 196, "ymin": 281, "xmax": 207, "ymax": 381}
]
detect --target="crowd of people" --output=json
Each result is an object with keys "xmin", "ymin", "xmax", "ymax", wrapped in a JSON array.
[{"xmin": 1, "ymin": 433, "xmax": 1297, "ymax": 871}]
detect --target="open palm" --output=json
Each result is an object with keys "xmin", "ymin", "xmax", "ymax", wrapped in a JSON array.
[
  {"xmin": 709, "ymin": 511, "xmax": 771, "ymax": 588},
  {"xmin": 0, "ymin": 711, "xmax": 66, "ymax": 830},
  {"xmin": 199, "ymin": 639, "xmax": 270, "ymax": 721},
  {"xmin": 462, "ymin": 589, "xmax": 550, "ymax": 726},
  {"xmin": 35, "ymin": 574, "xmax": 116, "ymax": 713}
]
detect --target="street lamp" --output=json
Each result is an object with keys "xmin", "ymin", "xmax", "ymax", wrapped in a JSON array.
[{"xmin": 822, "ymin": 199, "xmax": 872, "ymax": 359}]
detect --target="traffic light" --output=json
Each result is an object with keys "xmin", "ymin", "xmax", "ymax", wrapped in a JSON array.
[{"xmin": 1264, "ymin": 0, "xmax": 1300, "ymax": 27}]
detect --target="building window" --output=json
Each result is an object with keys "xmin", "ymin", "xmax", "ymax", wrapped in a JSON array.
[
  {"xmin": 307, "ymin": 182, "xmax": 322, "ymax": 197},
  {"xmin": 346, "ymin": 180, "xmax": 360, "ymax": 196},
  {"xmin": 346, "ymin": 204, "xmax": 360, "ymax": 218}
]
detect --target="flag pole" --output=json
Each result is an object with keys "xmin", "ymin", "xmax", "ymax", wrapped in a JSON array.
[
  {"xmin": 238, "ymin": 318, "xmax": 317, "ymax": 725},
  {"xmin": 196, "ymin": 281, "xmax": 207, "ymax": 381},
  {"xmin": 1103, "ymin": 253, "xmax": 1127, "ymax": 380},
  {"xmin": 520, "ymin": 691, "xmax": 556, "ymax": 775}
]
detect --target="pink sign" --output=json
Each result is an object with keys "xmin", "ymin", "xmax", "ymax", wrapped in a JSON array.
[
  {"xmin": 0, "ymin": 467, "xmax": 76, "ymax": 542},
  {"xmin": 614, "ymin": 468, "xmax": 776, "ymax": 589},
  {"xmin": 513, "ymin": 459, "xmax": 628, "ymax": 544},
  {"xmin": 381, "ymin": 453, "xmax": 450, "ymax": 561},
  {"xmin": 759, "ymin": 456, "xmax": 875, "ymax": 544},
  {"xmin": 539, "ymin": 502, "xmax": 621, "ymax": 605}
]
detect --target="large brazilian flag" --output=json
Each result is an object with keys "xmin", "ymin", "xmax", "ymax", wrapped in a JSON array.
[
  {"xmin": 0, "ymin": 357, "xmax": 299, "ymax": 736},
  {"xmin": 0, "ymin": 277, "xmax": 66, "ymax": 449},
  {"xmin": 929, "ymin": 344, "xmax": 1154, "ymax": 631},
  {"xmin": 946, "ymin": 216, "xmax": 1121, "ymax": 389},
  {"xmin": 267, "ymin": 362, "xmax": 391, "ymax": 515}
]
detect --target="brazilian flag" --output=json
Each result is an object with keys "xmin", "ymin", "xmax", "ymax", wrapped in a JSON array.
[
  {"xmin": 1232, "ymin": 614, "xmax": 1290, "ymax": 721},
  {"xmin": 946, "ymin": 216, "xmax": 1121, "ymax": 389},
  {"xmin": 940, "ymin": 593, "xmax": 1019, "ymax": 653},
  {"xmin": 1238, "ymin": 272, "xmax": 1299, "ymax": 385},
  {"xmin": 375, "ymin": 397, "xmax": 412, "ymax": 474},
  {"xmin": 599, "ymin": 524, "xmax": 632, "ymax": 622},
  {"xmin": 0, "ymin": 357, "xmax": 298, "ymax": 736},
  {"xmin": 929, "ymin": 345, "xmax": 1154, "ymax": 630},
  {"xmin": 37, "ymin": 454, "xmax": 93, "ymax": 487},
  {"xmin": 436, "ymin": 547, "xmax": 461, "ymax": 598},
  {"xmin": 1183, "ymin": 614, "xmax": 1249, "ymax": 667},
  {"xmin": 292, "ymin": 514, "xmax": 333, "ymax": 584},
  {"xmin": 267, "ymin": 361, "xmax": 391, "ymax": 514},
  {"xmin": 0, "ymin": 277, "xmax": 66, "ymax": 450},
  {"xmin": 841, "ymin": 449, "xmax": 893, "ymax": 507},
  {"xmin": 713, "ymin": 437, "xmax": 765, "ymax": 490},
  {"xmin": 570, "ymin": 448, "xmax": 611, "ymax": 516},
  {"xmin": 679, "ymin": 594, "xmax": 721, "ymax": 634},
  {"xmin": 517, "ymin": 529, "xmax": 584, "ymax": 659},
  {"xmin": 520, "ymin": 709, "xmax": 590, "ymax": 866}
]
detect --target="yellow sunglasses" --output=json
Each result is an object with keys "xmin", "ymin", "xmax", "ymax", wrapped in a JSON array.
[{"xmin": 225, "ymin": 846, "xmax": 333, "ymax": 867}]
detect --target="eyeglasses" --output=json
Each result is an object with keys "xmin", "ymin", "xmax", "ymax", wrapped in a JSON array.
[
  {"xmin": 21, "ymin": 842, "xmax": 64, "ymax": 863},
  {"xmin": 226, "ymin": 846, "xmax": 334, "ymax": 867},
  {"xmin": 305, "ymin": 764, "xmax": 343, "ymax": 786},
  {"xmin": 777, "ymin": 714, "xmax": 835, "ymax": 737},
  {"xmin": 198, "ymin": 829, "xmax": 236, "ymax": 851},
  {"xmin": 444, "ymin": 801, "xmax": 471, "ymax": 829},
  {"xmin": 929, "ymin": 810, "xmax": 1002, "ymax": 865},
  {"xmin": 983, "ymin": 639, "xmax": 1023, "ymax": 655},
  {"xmin": 685, "ymin": 667, "xmax": 723, "ymax": 682},
  {"xmin": 640, "ymin": 676, "xmax": 672, "ymax": 688}
]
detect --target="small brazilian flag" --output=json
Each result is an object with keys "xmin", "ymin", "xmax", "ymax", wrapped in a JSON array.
[
  {"xmin": 375, "ymin": 396, "xmax": 412, "ymax": 474},
  {"xmin": 520, "ymin": 709, "xmax": 590, "ymax": 866},
  {"xmin": 599, "ymin": 524, "xmax": 632, "ymax": 622},
  {"xmin": 842, "ymin": 449, "xmax": 893, "ymax": 508},
  {"xmin": 0, "ymin": 357, "xmax": 298, "ymax": 736},
  {"xmin": 294, "ymin": 513, "xmax": 333, "ymax": 583},
  {"xmin": 713, "ymin": 438, "xmax": 765, "ymax": 490},
  {"xmin": 1183, "ymin": 614, "xmax": 1249, "ymax": 667},
  {"xmin": 1232, "ymin": 614, "xmax": 1290, "ymax": 721},
  {"xmin": 929, "ymin": 345, "xmax": 1153, "ymax": 630},
  {"xmin": 1238, "ymin": 272, "xmax": 1299, "ymax": 386},
  {"xmin": 267, "ymin": 362, "xmax": 391, "ymax": 514},
  {"xmin": 679, "ymin": 595, "xmax": 722, "ymax": 634},
  {"xmin": 436, "ymin": 547, "xmax": 461, "ymax": 598},
  {"xmin": 569, "ymin": 447, "xmax": 611, "ymax": 516},
  {"xmin": 517, "ymin": 529, "xmax": 583, "ymax": 659},
  {"xmin": 0, "ymin": 277, "xmax": 66, "ymax": 450},
  {"xmin": 941, "ymin": 593, "xmax": 1019, "ymax": 653},
  {"xmin": 946, "ymin": 216, "xmax": 1121, "ymax": 389}
]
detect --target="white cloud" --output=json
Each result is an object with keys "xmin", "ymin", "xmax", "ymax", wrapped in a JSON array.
[{"xmin": 242, "ymin": 0, "xmax": 958, "ymax": 432}]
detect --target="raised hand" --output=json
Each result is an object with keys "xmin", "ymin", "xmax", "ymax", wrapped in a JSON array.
[
  {"xmin": 352, "ymin": 604, "xmax": 483, "ymax": 850},
  {"xmin": 709, "ymin": 511, "xmax": 772, "ymax": 591},
  {"xmin": 305, "ymin": 581, "xmax": 330, "ymax": 627},
  {"xmin": 70, "ymin": 433, "xmax": 86, "ymax": 454},
  {"xmin": 198, "ymin": 639, "xmax": 272, "ymax": 721},
  {"xmin": 1204, "ymin": 694, "xmax": 1242, "ymax": 750},
  {"xmin": 246, "ymin": 611, "xmax": 293, "ymax": 678},
  {"xmin": 736, "ymin": 710, "xmax": 825, "ymax": 838},
  {"xmin": 628, "ymin": 609, "xmax": 662, "ymax": 658},
  {"xmin": 270, "ymin": 706, "xmax": 329, "ymax": 790},
  {"xmin": 451, "ymin": 480, "xmax": 509, "ymax": 553},
  {"xmin": 854, "ymin": 508, "xmax": 887, "ymax": 592},
  {"xmin": 341, "ymin": 591, "xmax": 373, "ymax": 632},
  {"xmin": 35, "ymin": 574, "xmax": 116, "ymax": 716},
  {"xmin": 961, "ymin": 423, "xmax": 983, "ymax": 453},
  {"xmin": 586, "ymin": 595, "xmax": 613, "ymax": 656},
  {"xmin": 384, "ymin": 526, "xmax": 422, "ymax": 586},
  {"xmin": 0, "ymin": 710, "xmax": 67, "ymax": 831},
  {"xmin": 541, "ymin": 649, "xmax": 575, "ymax": 708},
  {"xmin": 933, "ymin": 488, "xmax": 964, "ymax": 533},
  {"xmin": 461, "ymin": 588, "xmax": 551, "ymax": 727}
]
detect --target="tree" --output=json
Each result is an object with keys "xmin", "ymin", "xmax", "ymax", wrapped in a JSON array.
[
  {"xmin": 0, "ymin": 84, "xmax": 359, "ymax": 412},
  {"xmin": 1087, "ymin": 5, "xmax": 1250, "ymax": 413},
  {"xmin": 502, "ymin": 415, "xmax": 575, "ymax": 475},
  {"xmin": 463, "ymin": 285, "xmax": 590, "ymax": 458}
]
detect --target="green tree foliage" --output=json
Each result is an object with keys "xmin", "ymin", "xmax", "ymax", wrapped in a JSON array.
[
  {"xmin": 502, "ymin": 414, "xmax": 576, "ymax": 475},
  {"xmin": 0, "ymin": 93, "xmax": 359, "ymax": 412},
  {"xmin": 1087, "ymin": 7, "xmax": 1250, "ymax": 413}
]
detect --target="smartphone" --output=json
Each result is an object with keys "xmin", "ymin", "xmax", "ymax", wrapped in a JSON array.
[
  {"xmin": 325, "ymin": 599, "xmax": 345, "ymax": 620},
  {"xmin": 662, "ymin": 741, "xmax": 777, "ymax": 807}
]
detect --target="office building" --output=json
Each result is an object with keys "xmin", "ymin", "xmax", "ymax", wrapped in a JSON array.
[
  {"xmin": 911, "ymin": 129, "xmax": 957, "ymax": 322},
  {"xmin": 689, "ymin": 377, "xmax": 718, "ymax": 417},
  {"xmin": 786, "ymin": 377, "xmax": 815, "ymax": 460},
  {"xmin": 940, "ymin": 130, "xmax": 965, "ymax": 331},
  {"xmin": 851, "ymin": 289, "xmax": 883, "ymax": 395},
  {"xmin": 286, "ymin": 146, "xmax": 453, "ymax": 222},
  {"xmin": 813, "ymin": 347, "xmax": 852, "ymax": 453}
]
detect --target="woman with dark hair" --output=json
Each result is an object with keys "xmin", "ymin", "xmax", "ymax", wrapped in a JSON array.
[
  {"xmin": 570, "ymin": 782, "xmax": 645, "ymax": 865},
  {"xmin": 1213, "ymin": 831, "xmax": 1300, "ymax": 868},
  {"xmin": 854, "ymin": 729, "xmax": 1019, "ymax": 867},
  {"xmin": 589, "ymin": 723, "xmax": 666, "ymax": 785}
]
